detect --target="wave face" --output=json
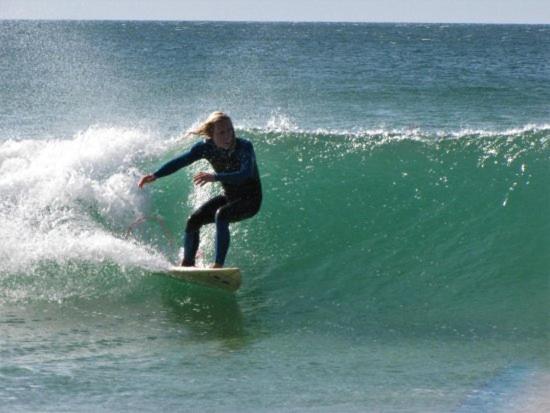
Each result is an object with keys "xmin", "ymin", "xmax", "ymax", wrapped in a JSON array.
[
  {"xmin": 1, "ymin": 124, "xmax": 547, "ymax": 338},
  {"xmin": 241, "ymin": 125, "xmax": 549, "ymax": 338}
]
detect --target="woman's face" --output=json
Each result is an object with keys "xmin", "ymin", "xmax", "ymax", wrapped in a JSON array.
[{"xmin": 212, "ymin": 120, "xmax": 235, "ymax": 150}]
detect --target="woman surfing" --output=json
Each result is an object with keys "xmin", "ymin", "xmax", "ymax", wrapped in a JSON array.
[{"xmin": 138, "ymin": 112, "xmax": 262, "ymax": 268}]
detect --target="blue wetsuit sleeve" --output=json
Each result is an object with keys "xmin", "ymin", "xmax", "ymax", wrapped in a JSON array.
[
  {"xmin": 153, "ymin": 142, "xmax": 205, "ymax": 178},
  {"xmin": 214, "ymin": 142, "xmax": 256, "ymax": 184}
]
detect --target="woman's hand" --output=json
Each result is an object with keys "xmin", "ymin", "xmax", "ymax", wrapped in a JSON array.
[
  {"xmin": 193, "ymin": 172, "xmax": 215, "ymax": 187},
  {"xmin": 138, "ymin": 174, "xmax": 157, "ymax": 189}
]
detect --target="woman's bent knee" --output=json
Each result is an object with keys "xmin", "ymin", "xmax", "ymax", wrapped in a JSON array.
[{"xmin": 185, "ymin": 213, "xmax": 203, "ymax": 233}]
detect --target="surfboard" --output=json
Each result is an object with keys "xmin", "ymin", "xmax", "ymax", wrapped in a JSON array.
[{"xmin": 167, "ymin": 266, "xmax": 241, "ymax": 292}]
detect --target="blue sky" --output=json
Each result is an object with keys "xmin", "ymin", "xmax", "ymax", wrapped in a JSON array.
[{"xmin": 1, "ymin": 0, "xmax": 549, "ymax": 24}]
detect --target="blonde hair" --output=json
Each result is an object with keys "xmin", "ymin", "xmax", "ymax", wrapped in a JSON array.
[{"xmin": 190, "ymin": 111, "xmax": 234, "ymax": 140}]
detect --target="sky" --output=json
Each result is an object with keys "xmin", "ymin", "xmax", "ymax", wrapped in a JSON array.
[{"xmin": 1, "ymin": 0, "xmax": 549, "ymax": 24}]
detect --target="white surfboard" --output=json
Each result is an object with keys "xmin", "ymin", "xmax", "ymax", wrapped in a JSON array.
[{"xmin": 167, "ymin": 266, "xmax": 241, "ymax": 292}]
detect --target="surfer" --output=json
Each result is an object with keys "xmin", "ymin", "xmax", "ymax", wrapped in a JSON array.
[{"xmin": 138, "ymin": 112, "xmax": 262, "ymax": 268}]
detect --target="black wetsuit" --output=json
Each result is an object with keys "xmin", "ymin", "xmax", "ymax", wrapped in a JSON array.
[{"xmin": 153, "ymin": 138, "xmax": 262, "ymax": 265}]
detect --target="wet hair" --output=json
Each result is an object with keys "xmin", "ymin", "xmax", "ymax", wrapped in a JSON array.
[{"xmin": 190, "ymin": 111, "xmax": 235, "ymax": 140}]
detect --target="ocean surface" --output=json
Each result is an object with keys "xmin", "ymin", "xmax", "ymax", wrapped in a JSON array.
[{"xmin": 1, "ymin": 21, "xmax": 549, "ymax": 412}]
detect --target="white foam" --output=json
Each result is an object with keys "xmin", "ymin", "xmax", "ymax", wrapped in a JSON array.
[
  {"xmin": 0, "ymin": 126, "xmax": 180, "ymax": 276},
  {"xmin": 264, "ymin": 112, "xmax": 300, "ymax": 133}
]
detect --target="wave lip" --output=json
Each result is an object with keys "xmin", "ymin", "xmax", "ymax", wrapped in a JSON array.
[{"xmin": 242, "ymin": 117, "xmax": 550, "ymax": 142}]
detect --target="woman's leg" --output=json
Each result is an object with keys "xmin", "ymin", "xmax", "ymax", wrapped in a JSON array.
[
  {"xmin": 213, "ymin": 197, "xmax": 261, "ymax": 266},
  {"xmin": 181, "ymin": 195, "xmax": 227, "ymax": 266},
  {"xmin": 214, "ymin": 218, "xmax": 230, "ymax": 267}
]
